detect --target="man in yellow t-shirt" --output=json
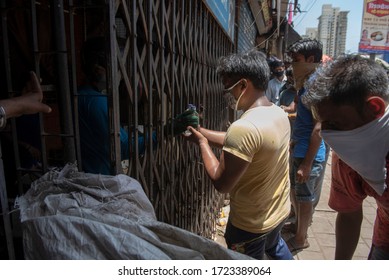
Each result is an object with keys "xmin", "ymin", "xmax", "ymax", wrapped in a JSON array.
[{"xmin": 185, "ymin": 50, "xmax": 292, "ymax": 260}]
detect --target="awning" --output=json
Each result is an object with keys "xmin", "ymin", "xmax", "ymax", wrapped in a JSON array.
[{"xmin": 285, "ymin": 24, "xmax": 302, "ymax": 46}]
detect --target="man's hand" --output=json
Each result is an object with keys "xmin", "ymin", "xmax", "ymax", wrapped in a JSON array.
[
  {"xmin": 18, "ymin": 71, "xmax": 52, "ymax": 116},
  {"xmin": 175, "ymin": 109, "xmax": 199, "ymax": 133},
  {"xmin": 183, "ymin": 126, "xmax": 207, "ymax": 146},
  {"xmin": 296, "ymin": 163, "xmax": 312, "ymax": 183},
  {"xmin": 0, "ymin": 72, "xmax": 52, "ymax": 119}
]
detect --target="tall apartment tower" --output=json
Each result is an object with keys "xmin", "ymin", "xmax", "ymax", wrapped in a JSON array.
[
  {"xmin": 304, "ymin": 27, "xmax": 318, "ymax": 40},
  {"xmin": 318, "ymin": 4, "xmax": 349, "ymax": 58},
  {"xmin": 335, "ymin": 11, "xmax": 349, "ymax": 57}
]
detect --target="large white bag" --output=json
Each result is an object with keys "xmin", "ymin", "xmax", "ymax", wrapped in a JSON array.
[{"xmin": 18, "ymin": 164, "xmax": 250, "ymax": 260}]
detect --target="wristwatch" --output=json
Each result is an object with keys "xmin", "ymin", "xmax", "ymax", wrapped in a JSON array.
[{"xmin": 0, "ymin": 106, "xmax": 7, "ymax": 129}]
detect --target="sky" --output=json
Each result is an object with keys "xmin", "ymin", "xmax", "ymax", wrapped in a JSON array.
[{"xmin": 292, "ymin": 0, "xmax": 364, "ymax": 53}]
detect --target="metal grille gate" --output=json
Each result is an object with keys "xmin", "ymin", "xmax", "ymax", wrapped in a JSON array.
[
  {"xmin": 108, "ymin": 0, "xmax": 233, "ymax": 236},
  {"xmin": 1, "ymin": 0, "xmax": 233, "ymax": 258}
]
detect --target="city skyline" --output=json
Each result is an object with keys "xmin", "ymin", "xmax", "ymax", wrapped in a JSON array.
[{"xmin": 293, "ymin": 0, "xmax": 364, "ymax": 53}]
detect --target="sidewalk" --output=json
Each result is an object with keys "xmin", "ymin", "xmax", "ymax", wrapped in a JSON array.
[{"xmin": 214, "ymin": 151, "xmax": 377, "ymax": 260}]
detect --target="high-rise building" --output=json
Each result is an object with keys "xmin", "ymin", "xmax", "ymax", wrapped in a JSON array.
[
  {"xmin": 303, "ymin": 27, "xmax": 318, "ymax": 40},
  {"xmin": 317, "ymin": 4, "xmax": 349, "ymax": 58},
  {"xmin": 334, "ymin": 11, "xmax": 349, "ymax": 57}
]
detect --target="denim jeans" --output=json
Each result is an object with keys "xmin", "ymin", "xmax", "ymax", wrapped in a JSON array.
[
  {"xmin": 313, "ymin": 143, "xmax": 330, "ymax": 208},
  {"xmin": 290, "ymin": 157, "xmax": 325, "ymax": 202},
  {"xmin": 224, "ymin": 220, "xmax": 293, "ymax": 260}
]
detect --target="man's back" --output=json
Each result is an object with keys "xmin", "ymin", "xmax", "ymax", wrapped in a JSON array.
[
  {"xmin": 292, "ymin": 89, "xmax": 326, "ymax": 161},
  {"xmin": 266, "ymin": 77, "xmax": 286, "ymax": 104},
  {"xmin": 223, "ymin": 105, "xmax": 291, "ymax": 233},
  {"xmin": 78, "ymin": 85, "xmax": 112, "ymax": 175}
]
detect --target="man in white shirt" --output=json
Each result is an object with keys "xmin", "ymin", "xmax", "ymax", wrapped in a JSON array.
[{"xmin": 266, "ymin": 60, "xmax": 287, "ymax": 105}]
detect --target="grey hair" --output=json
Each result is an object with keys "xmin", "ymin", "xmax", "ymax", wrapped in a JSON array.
[{"xmin": 303, "ymin": 54, "xmax": 389, "ymax": 112}]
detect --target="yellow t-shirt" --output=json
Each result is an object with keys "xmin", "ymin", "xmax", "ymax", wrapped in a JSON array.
[{"xmin": 223, "ymin": 105, "xmax": 291, "ymax": 233}]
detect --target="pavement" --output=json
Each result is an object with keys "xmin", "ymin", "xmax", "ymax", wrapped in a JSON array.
[{"xmin": 214, "ymin": 151, "xmax": 377, "ymax": 260}]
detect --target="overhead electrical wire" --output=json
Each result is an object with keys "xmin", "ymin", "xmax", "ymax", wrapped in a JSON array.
[{"xmin": 293, "ymin": 0, "xmax": 319, "ymax": 28}]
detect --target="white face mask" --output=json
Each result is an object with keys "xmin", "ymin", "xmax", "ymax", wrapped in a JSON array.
[
  {"xmin": 320, "ymin": 106, "xmax": 389, "ymax": 195},
  {"xmin": 234, "ymin": 88, "xmax": 246, "ymax": 120},
  {"xmin": 224, "ymin": 91, "xmax": 236, "ymax": 109},
  {"xmin": 223, "ymin": 79, "xmax": 246, "ymax": 120}
]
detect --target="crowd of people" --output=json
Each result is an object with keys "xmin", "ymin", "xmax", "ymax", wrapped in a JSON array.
[{"xmin": 1, "ymin": 38, "xmax": 388, "ymax": 260}]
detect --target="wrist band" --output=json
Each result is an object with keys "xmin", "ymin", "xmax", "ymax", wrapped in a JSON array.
[{"xmin": 0, "ymin": 106, "xmax": 7, "ymax": 129}]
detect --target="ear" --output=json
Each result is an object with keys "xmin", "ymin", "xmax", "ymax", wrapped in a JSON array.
[
  {"xmin": 306, "ymin": 55, "xmax": 315, "ymax": 63},
  {"xmin": 366, "ymin": 96, "xmax": 386, "ymax": 119},
  {"xmin": 240, "ymin": 78, "xmax": 248, "ymax": 89}
]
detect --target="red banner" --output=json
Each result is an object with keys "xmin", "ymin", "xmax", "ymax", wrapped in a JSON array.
[{"xmin": 367, "ymin": 0, "xmax": 389, "ymax": 17}]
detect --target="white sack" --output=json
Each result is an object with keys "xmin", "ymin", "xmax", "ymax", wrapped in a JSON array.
[{"xmin": 18, "ymin": 164, "xmax": 250, "ymax": 260}]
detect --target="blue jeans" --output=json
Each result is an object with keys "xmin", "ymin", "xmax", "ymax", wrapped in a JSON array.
[
  {"xmin": 290, "ymin": 157, "xmax": 325, "ymax": 202},
  {"xmin": 224, "ymin": 220, "xmax": 293, "ymax": 260},
  {"xmin": 313, "ymin": 143, "xmax": 330, "ymax": 208}
]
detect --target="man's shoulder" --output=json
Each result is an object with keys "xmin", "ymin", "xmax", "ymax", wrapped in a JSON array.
[
  {"xmin": 78, "ymin": 86, "xmax": 106, "ymax": 101},
  {"xmin": 238, "ymin": 106, "xmax": 288, "ymax": 129},
  {"xmin": 229, "ymin": 112, "xmax": 264, "ymax": 135},
  {"xmin": 78, "ymin": 86, "xmax": 107, "ymax": 111},
  {"xmin": 268, "ymin": 78, "xmax": 277, "ymax": 86}
]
